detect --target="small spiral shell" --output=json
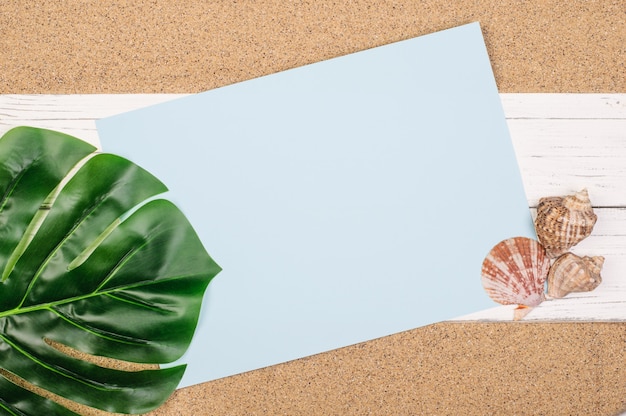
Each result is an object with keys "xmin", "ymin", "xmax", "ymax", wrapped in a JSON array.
[
  {"xmin": 547, "ymin": 253, "xmax": 604, "ymax": 298},
  {"xmin": 534, "ymin": 189, "xmax": 597, "ymax": 258}
]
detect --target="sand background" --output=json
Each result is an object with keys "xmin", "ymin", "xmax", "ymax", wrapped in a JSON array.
[{"xmin": 1, "ymin": 1, "xmax": 624, "ymax": 415}]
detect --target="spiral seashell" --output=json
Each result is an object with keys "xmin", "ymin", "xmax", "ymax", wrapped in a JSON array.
[
  {"xmin": 547, "ymin": 253, "xmax": 604, "ymax": 298},
  {"xmin": 534, "ymin": 188, "xmax": 597, "ymax": 258},
  {"xmin": 481, "ymin": 237, "xmax": 550, "ymax": 319}
]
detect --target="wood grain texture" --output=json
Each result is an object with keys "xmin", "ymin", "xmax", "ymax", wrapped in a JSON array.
[{"xmin": 1, "ymin": 1, "xmax": 624, "ymax": 94}]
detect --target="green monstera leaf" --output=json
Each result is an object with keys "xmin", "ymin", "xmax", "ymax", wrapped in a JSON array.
[{"xmin": 0, "ymin": 127, "xmax": 221, "ymax": 414}]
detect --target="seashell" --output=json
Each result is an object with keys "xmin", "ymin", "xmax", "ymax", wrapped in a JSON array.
[
  {"xmin": 534, "ymin": 188, "xmax": 597, "ymax": 258},
  {"xmin": 481, "ymin": 237, "xmax": 550, "ymax": 320},
  {"xmin": 547, "ymin": 253, "xmax": 604, "ymax": 298}
]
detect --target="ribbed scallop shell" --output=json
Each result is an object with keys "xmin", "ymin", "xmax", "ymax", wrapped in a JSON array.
[
  {"xmin": 535, "ymin": 189, "xmax": 597, "ymax": 258},
  {"xmin": 547, "ymin": 253, "xmax": 604, "ymax": 298},
  {"xmin": 481, "ymin": 237, "xmax": 550, "ymax": 311}
]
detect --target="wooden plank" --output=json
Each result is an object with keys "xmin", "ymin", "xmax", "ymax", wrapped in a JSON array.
[
  {"xmin": 1, "ymin": 93, "xmax": 624, "ymax": 322},
  {"xmin": 500, "ymin": 93, "xmax": 626, "ymax": 119},
  {"xmin": 0, "ymin": 94, "xmax": 187, "ymax": 146},
  {"xmin": 501, "ymin": 94, "xmax": 626, "ymax": 208},
  {"xmin": 510, "ymin": 118, "xmax": 626, "ymax": 206},
  {"xmin": 510, "ymin": 119, "xmax": 626, "ymax": 159}
]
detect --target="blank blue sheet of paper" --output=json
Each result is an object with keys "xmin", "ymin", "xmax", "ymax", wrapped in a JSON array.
[{"xmin": 96, "ymin": 22, "xmax": 534, "ymax": 388}]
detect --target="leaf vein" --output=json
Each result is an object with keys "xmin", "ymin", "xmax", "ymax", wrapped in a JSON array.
[
  {"xmin": 0, "ymin": 334, "xmax": 119, "ymax": 392},
  {"xmin": 94, "ymin": 238, "xmax": 151, "ymax": 293},
  {"xmin": 0, "ymin": 398, "xmax": 23, "ymax": 416},
  {"xmin": 0, "ymin": 163, "xmax": 29, "ymax": 215},
  {"xmin": 104, "ymin": 293, "xmax": 171, "ymax": 314},
  {"xmin": 0, "ymin": 271, "xmax": 207, "ymax": 319},
  {"xmin": 50, "ymin": 308, "xmax": 150, "ymax": 346}
]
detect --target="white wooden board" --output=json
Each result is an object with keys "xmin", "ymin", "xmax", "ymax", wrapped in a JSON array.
[{"xmin": 1, "ymin": 93, "xmax": 625, "ymax": 322}]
